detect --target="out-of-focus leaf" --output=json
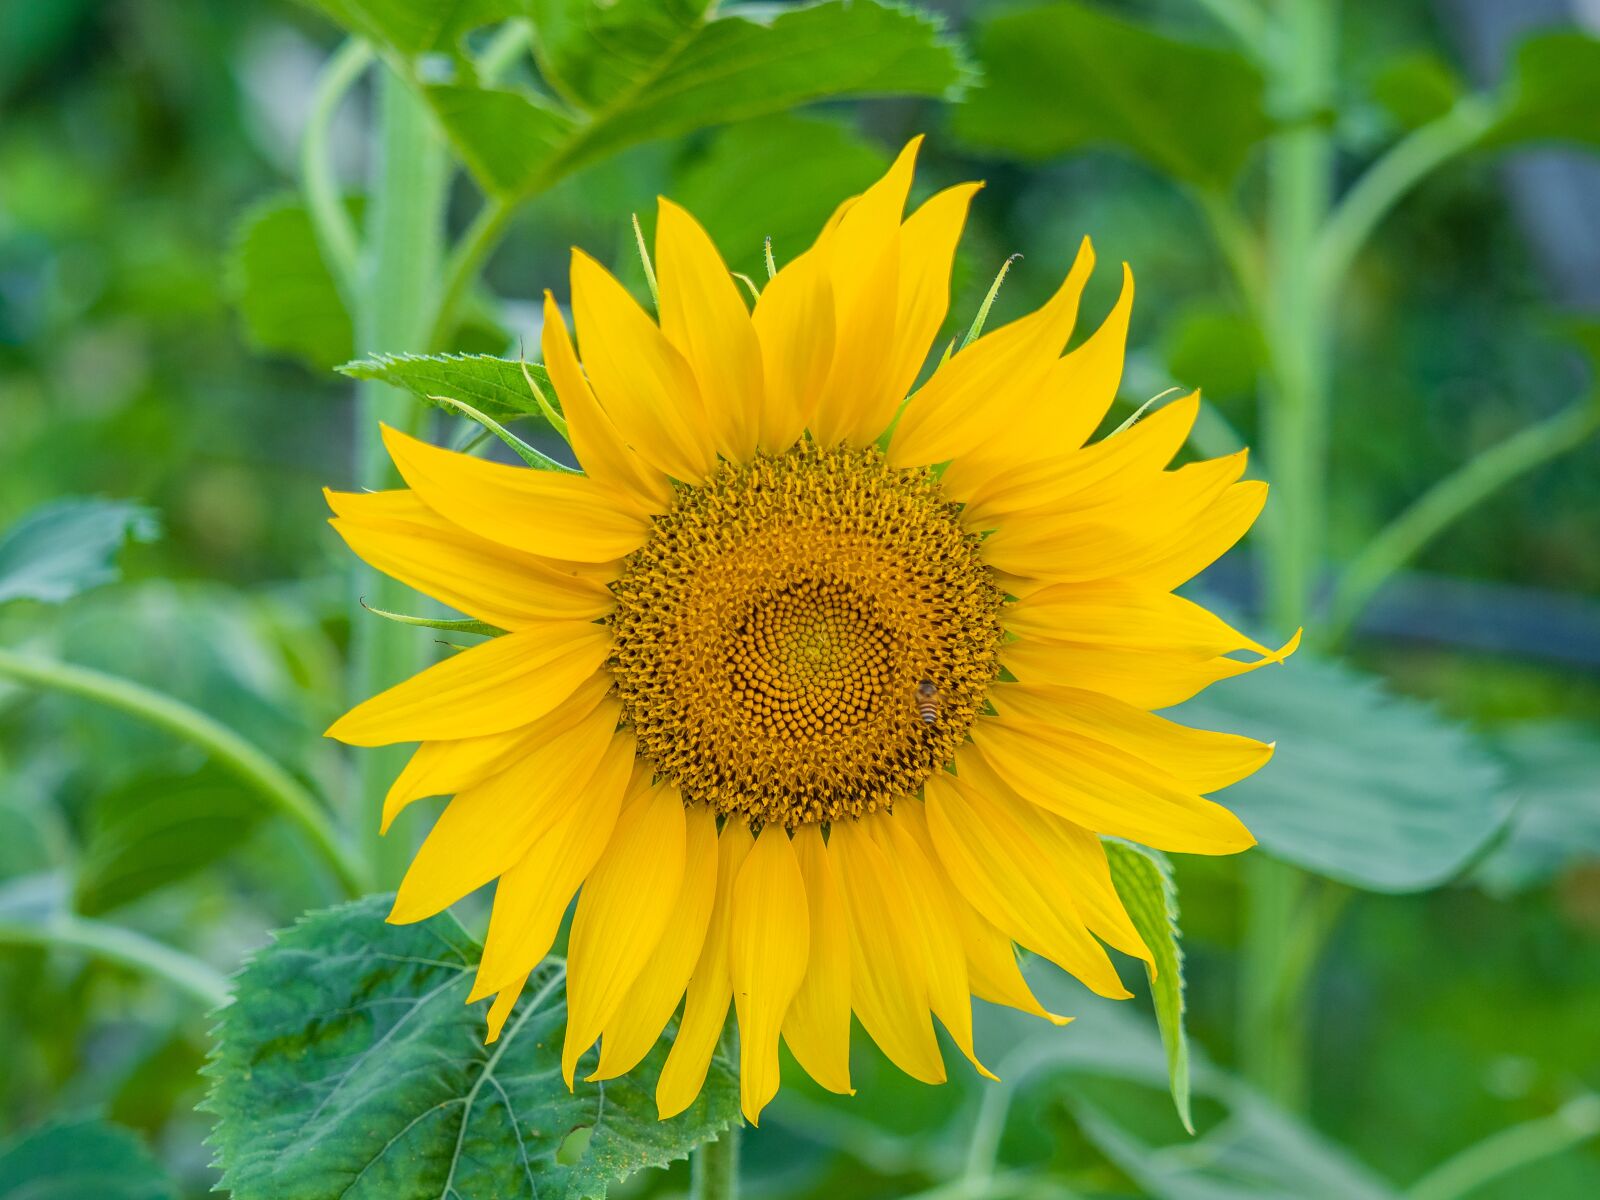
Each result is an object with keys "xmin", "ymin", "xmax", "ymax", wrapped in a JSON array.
[
  {"xmin": 337, "ymin": 352, "xmax": 555, "ymax": 424},
  {"xmin": 1162, "ymin": 304, "xmax": 1263, "ymax": 400},
  {"xmin": 1370, "ymin": 50, "xmax": 1463, "ymax": 131},
  {"xmin": 228, "ymin": 195, "xmax": 353, "ymax": 371},
  {"xmin": 672, "ymin": 114, "xmax": 891, "ymax": 279},
  {"xmin": 294, "ymin": 0, "xmax": 519, "ymax": 54},
  {"xmin": 1485, "ymin": 31, "xmax": 1600, "ymax": 150},
  {"xmin": 1474, "ymin": 721, "xmax": 1600, "ymax": 896},
  {"xmin": 426, "ymin": 0, "xmax": 969, "ymax": 199},
  {"xmin": 1182, "ymin": 651, "xmax": 1510, "ymax": 892},
  {"xmin": 205, "ymin": 895, "xmax": 738, "ymax": 1199},
  {"xmin": 954, "ymin": 0, "xmax": 1270, "ymax": 189},
  {"xmin": 0, "ymin": 498, "xmax": 158, "ymax": 606},
  {"xmin": 1105, "ymin": 841, "xmax": 1191, "ymax": 1134},
  {"xmin": 76, "ymin": 765, "xmax": 262, "ymax": 916},
  {"xmin": 0, "ymin": 1115, "xmax": 176, "ymax": 1200}
]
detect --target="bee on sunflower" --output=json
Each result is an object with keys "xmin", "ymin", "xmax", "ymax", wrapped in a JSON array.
[{"xmin": 325, "ymin": 137, "xmax": 1299, "ymax": 1127}]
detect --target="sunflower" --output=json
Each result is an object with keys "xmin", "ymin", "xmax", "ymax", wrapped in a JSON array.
[{"xmin": 325, "ymin": 137, "xmax": 1299, "ymax": 1126}]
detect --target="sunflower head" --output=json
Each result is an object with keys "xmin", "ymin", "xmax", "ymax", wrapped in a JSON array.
[{"xmin": 326, "ymin": 137, "xmax": 1299, "ymax": 1126}]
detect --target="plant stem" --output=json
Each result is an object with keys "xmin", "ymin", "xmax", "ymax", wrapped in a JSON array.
[
  {"xmin": 1314, "ymin": 96, "xmax": 1494, "ymax": 306},
  {"xmin": 0, "ymin": 912, "xmax": 230, "ymax": 1009},
  {"xmin": 427, "ymin": 196, "xmax": 514, "ymax": 350},
  {"xmin": 690, "ymin": 1128, "xmax": 740, "ymax": 1200},
  {"xmin": 300, "ymin": 37, "xmax": 372, "ymax": 307},
  {"xmin": 351, "ymin": 64, "xmax": 449, "ymax": 889},
  {"xmin": 1238, "ymin": 0, "xmax": 1336, "ymax": 1113},
  {"xmin": 0, "ymin": 649, "xmax": 367, "ymax": 896},
  {"xmin": 1192, "ymin": 0, "xmax": 1270, "ymax": 57},
  {"xmin": 1407, "ymin": 1095, "xmax": 1600, "ymax": 1200},
  {"xmin": 1325, "ymin": 396, "xmax": 1599, "ymax": 646}
]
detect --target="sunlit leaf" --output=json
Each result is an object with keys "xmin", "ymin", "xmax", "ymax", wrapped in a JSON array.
[
  {"xmin": 293, "ymin": 0, "xmax": 519, "ymax": 55},
  {"xmin": 1183, "ymin": 650, "xmax": 1511, "ymax": 892},
  {"xmin": 338, "ymin": 352, "xmax": 555, "ymax": 424},
  {"xmin": 1105, "ymin": 841, "xmax": 1191, "ymax": 1134},
  {"xmin": 0, "ymin": 1115, "xmax": 175, "ymax": 1200},
  {"xmin": 954, "ymin": 0, "xmax": 1270, "ymax": 189},
  {"xmin": 0, "ymin": 498, "xmax": 158, "ymax": 606},
  {"xmin": 1485, "ymin": 30, "xmax": 1600, "ymax": 151},
  {"xmin": 228, "ymin": 195, "xmax": 353, "ymax": 371},
  {"xmin": 205, "ymin": 895, "xmax": 738, "ymax": 1199}
]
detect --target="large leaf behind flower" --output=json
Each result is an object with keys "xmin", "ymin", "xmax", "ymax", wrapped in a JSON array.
[
  {"xmin": 0, "ymin": 497, "xmax": 158, "ymax": 606},
  {"xmin": 1183, "ymin": 651, "xmax": 1511, "ymax": 893},
  {"xmin": 206, "ymin": 895, "xmax": 737, "ymax": 1199}
]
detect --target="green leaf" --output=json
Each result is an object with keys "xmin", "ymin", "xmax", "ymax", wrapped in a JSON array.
[
  {"xmin": 1473, "ymin": 721, "xmax": 1600, "ymax": 896},
  {"xmin": 1161, "ymin": 303, "xmax": 1264, "ymax": 400},
  {"xmin": 1104, "ymin": 840, "xmax": 1191, "ymax": 1134},
  {"xmin": 1369, "ymin": 50, "xmax": 1463, "ymax": 131},
  {"xmin": 206, "ymin": 895, "xmax": 738, "ymax": 1199},
  {"xmin": 425, "ymin": 0, "xmax": 970, "ymax": 200},
  {"xmin": 1182, "ymin": 650, "xmax": 1511, "ymax": 892},
  {"xmin": 954, "ymin": 0, "xmax": 1270, "ymax": 189},
  {"xmin": 75, "ymin": 765, "xmax": 262, "ymax": 916},
  {"xmin": 1485, "ymin": 31, "xmax": 1600, "ymax": 151},
  {"xmin": 671, "ymin": 114, "xmax": 892, "ymax": 279},
  {"xmin": 337, "ymin": 352, "xmax": 555, "ymax": 424},
  {"xmin": 228, "ymin": 194, "xmax": 354, "ymax": 371},
  {"xmin": 0, "ymin": 498, "xmax": 158, "ymax": 606},
  {"xmin": 294, "ymin": 0, "xmax": 520, "ymax": 55},
  {"xmin": 0, "ymin": 1115, "xmax": 176, "ymax": 1200}
]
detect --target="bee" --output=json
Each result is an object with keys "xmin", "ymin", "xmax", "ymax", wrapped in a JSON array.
[{"xmin": 914, "ymin": 679, "xmax": 940, "ymax": 726}]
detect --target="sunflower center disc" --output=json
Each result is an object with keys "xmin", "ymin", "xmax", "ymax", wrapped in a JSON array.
[{"xmin": 608, "ymin": 441, "xmax": 1005, "ymax": 826}]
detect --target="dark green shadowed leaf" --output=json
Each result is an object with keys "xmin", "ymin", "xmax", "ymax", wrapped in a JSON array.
[
  {"xmin": 1104, "ymin": 840, "xmax": 1191, "ymax": 1134},
  {"xmin": 1183, "ymin": 651, "xmax": 1511, "ymax": 892},
  {"xmin": 0, "ymin": 498, "xmax": 159, "ymax": 606},
  {"xmin": 205, "ymin": 895, "xmax": 738, "ymax": 1200},
  {"xmin": 228, "ymin": 194, "xmax": 354, "ymax": 371},
  {"xmin": 294, "ymin": 0, "xmax": 520, "ymax": 55},
  {"xmin": 954, "ymin": 0, "xmax": 1270, "ymax": 189},
  {"xmin": 338, "ymin": 352, "xmax": 556, "ymax": 425},
  {"xmin": 0, "ymin": 1115, "xmax": 176, "ymax": 1200},
  {"xmin": 1484, "ymin": 30, "xmax": 1600, "ymax": 151},
  {"xmin": 1369, "ymin": 50, "xmax": 1463, "ymax": 131}
]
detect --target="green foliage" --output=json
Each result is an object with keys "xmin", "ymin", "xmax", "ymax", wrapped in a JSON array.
[
  {"xmin": 228, "ymin": 195, "xmax": 353, "ymax": 371},
  {"xmin": 75, "ymin": 765, "xmax": 261, "ymax": 916},
  {"xmin": 417, "ymin": 0, "xmax": 970, "ymax": 200},
  {"xmin": 338, "ymin": 352, "xmax": 555, "ymax": 424},
  {"xmin": 1486, "ymin": 30, "xmax": 1600, "ymax": 150},
  {"xmin": 206, "ymin": 896, "xmax": 738, "ymax": 1199},
  {"xmin": 1370, "ymin": 50, "xmax": 1463, "ymax": 131},
  {"xmin": 1104, "ymin": 841, "xmax": 1191, "ymax": 1134},
  {"xmin": 1161, "ymin": 304, "xmax": 1264, "ymax": 400},
  {"xmin": 1184, "ymin": 652, "xmax": 1510, "ymax": 892},
  {"xmin": 296, "ymin": 0, "xmax": 520, "ymax": 55},
  {"xmin": 0, "ymin": 1114, "xmax": 176, "ymax": 1200},
  {"xmin": 0, "ymin": 498, "xmax": 158, "ymax": 606},
  {"xmin": 954, "ymin": 0, "xmax": 1270, "ymax": 189},
  {"xmin": 1474, "ymin": 722, "xmax": 1600, "ymax": 896}
]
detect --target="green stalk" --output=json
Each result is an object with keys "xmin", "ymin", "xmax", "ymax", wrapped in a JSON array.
[
  {"xmin": 690, "ymin": 1129, "xmax": 740, "ymax": 1200},
  {"xmin": 1239, "ymin": 0, "xmax": 1337, "ymax": 1112},
  {"xmin": 0, "ymin": 649, "xmax": 366, "ymax": 896},
  {"xmin": 0, "ymin": 912, "xmax": 230, "ymax": 1009},
  {"xmin": 1406, "ymin": 1095, "xmax": 1600, "ymax": 1200},
  {"xmin": 300, "ymin": 37, "xmax": 372, "ymax": 307},
  {"xmin": 352, "ymin": 65, "xmax": 449, "ymax": 888}
]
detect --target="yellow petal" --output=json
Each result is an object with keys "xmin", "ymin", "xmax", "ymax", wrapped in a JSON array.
[
  {"xmin": 781, "ymin": 825, "xmax": 853, "ymax": 1095},
  {"xmin": 1002, "ymin": 578, "xmax": 1278, "ymax": 659},
  {"xmin": 924, "ymin": 770, "xmax": 1130, "ymax": 999},
  {"xmin": 325, "ymin": 620, "xmax": 612, "ymax": 747},
  {"xmin": 988, "ymin": 682, "xmax": 1275, "ymax": 794},
  {"xmin": 893, "ymin": 800, "xmax": 1068, "ymax": 1026},
  {"xmin": 872, "ymin": 809, "xmax": 995, "ymax": 1081},
  {"xmin": 389, "ymin": 698, "xmax": 621, "ymax": 925},
  {"xmin": 468, "ymin": 730, "xmax": 636, "ymax": 1002},
  {"xmin": 730, "ymin": 824, "xmax": 809, "ymax": 1124},
  {"xmin": 570, "ymin": 248, "xmax": 717, "ymax": 483},
  {"xmin": 380, "ymin": 669, "xmax": 613, "ymax": 832},
  {"xmin": 656, "ymin": 197, "xmax": 762, "ymax": 463},
  {"xmin": 562, "ymin": 780, "xmax": 688, "ymax": 1086},
  {"xmin": 541, "ymin": 293, "xmax": 672, "ymax": 512},
  {"xmin": 829, "ymin": 818, "xmax": 946, "ymax": 1084},
  {"xmin": 657, "ymin": 821, "xmax": 754, "ymax": 1119},
  {"xmin": 379, "ymin": 424, "xmax": 648, "ymax": 562},
  {"xmin": 969, "ymin": 717, "xmax": 1257, "ymax": 855},
  {"xmin": 485, "ymin": 971, "xmax": 530, "ymax": 1044},
  {"xmin": 888, "ymin": 238, "xmax": 1095, "ymax": 469},
  {"xmin": 752, "ymin": 246, "xmax": 834, "ymax": 453},
  {"xmin": 590, "ymin": 805, "xmax": 719, "ymax": 1081},
  {"xmin": 1124, "ymin": 480, "xmax": 1269, "ymax": 590}
]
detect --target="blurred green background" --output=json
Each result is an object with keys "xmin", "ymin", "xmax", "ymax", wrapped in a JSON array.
[{"xmin": 1, "ymin": 1, "xmax": 1598, "ymax": 1197}]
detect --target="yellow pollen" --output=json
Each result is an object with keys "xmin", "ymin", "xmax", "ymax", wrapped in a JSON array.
[{"xmin": 608, "ymin": 440, "xmax": 1004, "ymax": 826}]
